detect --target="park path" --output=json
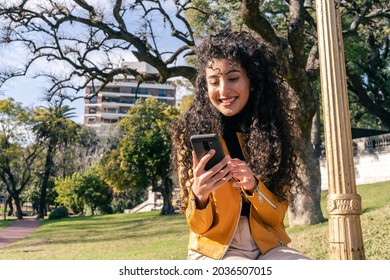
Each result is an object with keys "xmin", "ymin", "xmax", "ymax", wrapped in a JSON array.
[{"xmin": 0, "ymin": 218, "xmax": 41, "ymax": 248}]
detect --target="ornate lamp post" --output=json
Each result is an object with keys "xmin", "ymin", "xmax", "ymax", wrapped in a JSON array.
[{"xmin": 315, "ymin": 0, "xmax": 365, "ymax": 259}]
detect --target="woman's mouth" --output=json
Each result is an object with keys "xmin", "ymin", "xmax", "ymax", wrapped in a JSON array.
[{"xmin": 219, "ymin": 97, "xmax": 237, "ymax": 105}]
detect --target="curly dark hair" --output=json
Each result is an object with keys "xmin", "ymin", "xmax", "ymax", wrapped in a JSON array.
[{"xmin": 170, "ymin": 29, "xmax": 302, "ymax": 212}]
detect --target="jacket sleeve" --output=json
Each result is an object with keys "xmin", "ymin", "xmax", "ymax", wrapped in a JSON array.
[
  {"xmin": 185, "ymin": 189, "xmax": 214, "ymax": 234},
  {"xmin": 177, "ymin": 155, "xmax": 214, "ymax": 235},
  {"xmin": 242, "ymin": 178, "xmax": 288, "ymax": 226}
]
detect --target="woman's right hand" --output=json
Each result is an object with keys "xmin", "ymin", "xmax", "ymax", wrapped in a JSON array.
[{"xmin": 191, "ymin": 150, "xmax": 233, "ymax": 209}]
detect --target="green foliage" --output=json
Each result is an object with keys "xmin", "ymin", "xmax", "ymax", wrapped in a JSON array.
[
  {"xmin": 0, "ymin": 98, "xmax": 39, "ymax": 218},
  {"xmin": 340, "ymin": 2, "xmax": 390, "ymax": 129},
  {"xmin": 185, "ymin": 0, "xmax": 243, "ymax": 38},
  {"xmin": 55, "ymin": 173, "xmax": 85, "ymax": 214},
  {"xmin": 98, "ymin": 148, "xmax": 134, "ymax": 191},
  {"xmin": 178, "ymin": 94, "xmax": 194, "ymax": 115},
  {"xmin": 185, "ymin": 0, "xmax": 289, "ymax": 38},
  {"xmin": 349, "ymin": 94, "xmax": 383, "ymax": 129},
  {"xmin": 48, "ymin": 206, "xmax": 69, "ymax": 219},
  {"xmin": 119, "ymin": 98, "xmax": 179, "ymax": 188},
  {"xmin": 32, "ymin": 103, "xmax": 78, "ymax": 143},
  {"xmin": 96, "ymin": 98, "xmax": 180, "ymax": 215},
  {"xmin": 98, "ymin": 98, "xmax": 180, "ymax": 192},
  {"xmin": 31, "ymin": 102, "xmax": 80, "ymax": 217},
  {"xmin": 79, "ymin": 170, "xmax": 112, "ymax": 215},
  {"xmin": 55, "ymin": 170, "xmax": 112, "ymax": 215}
]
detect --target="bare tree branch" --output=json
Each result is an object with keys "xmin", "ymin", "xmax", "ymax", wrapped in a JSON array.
[
  {"xmin": 288, "ymin": 0, "xmax": 306, "ymax": 68},
  {"xmin": 241, "ymin": 0, "xmax": 281, "ymax": 47},
  {"xmin": 0, "ymin": 0, "xmax": 197, "ymax": 101}
]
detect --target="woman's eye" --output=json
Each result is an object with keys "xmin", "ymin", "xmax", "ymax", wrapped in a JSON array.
[
  {"xmin": 208, "ymin": 80, "xmax": 219, "ymax": 86},
  {"xmin": 229, "ymin": 77, "xmax": 239, "ymax": 81}
]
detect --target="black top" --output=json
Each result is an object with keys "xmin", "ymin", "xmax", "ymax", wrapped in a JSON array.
[{"xmin": 222, "ymin": 117, "xmax": 251, "ymax": 217}]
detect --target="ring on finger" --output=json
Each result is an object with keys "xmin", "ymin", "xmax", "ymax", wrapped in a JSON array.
[{"xmin": 211, "ymin": 177, "xmax": 217, "ymax": 184}]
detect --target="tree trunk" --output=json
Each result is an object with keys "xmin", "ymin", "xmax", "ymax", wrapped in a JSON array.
[
  {"xmin": 287, "ymin": 75, "xmax": 326, "ymax": 225},
  {"xmin": 13, "ymin": 194, "xmax": 24, "ymax": 220},
  {"xmin": 289, "ymin": 133, "xmax": 326, "ymax": 225},
  {"xmin": 6, "ymin": 196, "xmax": 13, "ymax": 216},
  {"xmin": 160, "ymin": 176, "xmax": 174, "ymax": 215},
  {"xmin": 38, "ymin": 143, "xmax": 55, "ymax": 219}
]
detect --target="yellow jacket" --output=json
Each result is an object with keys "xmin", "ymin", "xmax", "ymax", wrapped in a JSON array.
[{"xmin": 182, "ymin": 134, "xmax": 291, "ymax": 260}]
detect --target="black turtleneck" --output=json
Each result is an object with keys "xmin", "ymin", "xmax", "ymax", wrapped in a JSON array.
[{"xmin": 221, "ymin": 116, "xmax": 251, "ymax": 217}]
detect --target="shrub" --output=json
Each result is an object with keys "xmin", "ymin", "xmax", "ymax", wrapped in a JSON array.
[{"xmin": 49, "ymin": 206, "xmax": 69, "ymax": 219}]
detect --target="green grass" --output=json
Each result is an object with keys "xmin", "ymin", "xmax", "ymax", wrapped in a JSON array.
[
  {"xmin": 0, "ymin": 181, "xmax": 389, "ymax": 260},
  {"xmin": 0, "ymin": 211, "xmax": 188, "ymax": 260},
  {"xmin": 288, "ymin": 181, "xmax": 390, "ymax": 260},
  {"xmin": 0, "ymin": 219, "xmax": 14, "ymax": 230}
]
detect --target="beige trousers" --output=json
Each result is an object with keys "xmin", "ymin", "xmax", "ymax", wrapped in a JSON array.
[{"xmin": 188, "ymin": 216, "xmax": 310, "ymax": 260}]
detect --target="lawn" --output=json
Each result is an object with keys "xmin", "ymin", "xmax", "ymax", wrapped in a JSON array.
[{"xmin": 0, "ymin": 181, "xmax": 389, "ymax": 260}]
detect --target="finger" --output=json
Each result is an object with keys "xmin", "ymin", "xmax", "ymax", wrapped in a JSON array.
[
  {"xmin": 196, "ymin": 149, "xmax": 216, "ymax": 170},
  {"xmin": 230, "ymin": 163, "xmax": 248, "ymax": 177},
  {"xmin": 212, "ymin": 166, "xmax": 233, "ymax": 182},
  {"xmin": 230, "ymin": 163, "xmax": 255, "ymax": 186},
  {"xmin": 192, "ymin": 151, "xmax": 198, "ymax": 169},
  {"xmin": 207, "ymin": 172, "xmax": 233, "ymax": 188},
  {"xmin": 229, "ymin": 158, "xmax": 245, "ymax": 164}
]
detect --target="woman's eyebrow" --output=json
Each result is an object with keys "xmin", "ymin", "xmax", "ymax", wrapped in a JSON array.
[{"xmin": 207, "ymin": 68, "xmax": 241, "ymax": 79}]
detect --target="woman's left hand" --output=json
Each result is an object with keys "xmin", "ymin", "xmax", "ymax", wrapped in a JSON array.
[{"xmin": 229, "ymin": 158, "xmax": 258, "ymax": 193}]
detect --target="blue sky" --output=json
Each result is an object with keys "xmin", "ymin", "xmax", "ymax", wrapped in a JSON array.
[{"xmin": 2, "ymin": 76, "xmax": 86, "ymax": 124}]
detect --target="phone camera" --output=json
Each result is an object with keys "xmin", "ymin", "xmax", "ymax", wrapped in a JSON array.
[{"xmin": 202, "ymin": 140, "xmax": 210, "ymax": 151}]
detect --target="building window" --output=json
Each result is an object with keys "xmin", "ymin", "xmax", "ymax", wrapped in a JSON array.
[
  {"xmin": 104, "ymin": 108, "xmax": 117, "ymax": 114},
  {"xmin": 87, "ymin": 117, "xmax": 96, "ymax": 124},
  {"xmin": 157, "ymin": 89, "xmax": 168, "ymax": 103},
  {"xmin": 102, "ymin": 118, "xmax": 118, "ymax": 124},
  {"xmin": 105, "ymin": 87, "xmax": 120, "ymax": 93},
  {"xmin": 158, "ymin": 89, "xmax": 167, "ymax": 97},
  {"xmin": 89, "ymin": 95, "xmax": 98, "ymax": 104},
  {"xmin": 132, "ymin": 87, "xmax": 148, "ymax": 95},
  {"xmin": 102, "ymin": 96, "xmax": 120, "ymax": 103},
  {"xmin": 89, "ymin": 107, "xmax": 97, "ymax": 114},
  {"xmin": 119, "ymin": 107, "xmax": 129, "ymax": 114}
]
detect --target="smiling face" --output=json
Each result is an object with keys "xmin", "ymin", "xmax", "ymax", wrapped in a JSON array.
[{"xmin": 205, "ymin": 59, "xmax": 251, "ymax": 117}]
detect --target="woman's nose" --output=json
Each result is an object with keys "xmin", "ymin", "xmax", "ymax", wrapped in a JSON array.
[{"xmin": 218, "ymin": 79, "xmax": 230, "ymax": 95}]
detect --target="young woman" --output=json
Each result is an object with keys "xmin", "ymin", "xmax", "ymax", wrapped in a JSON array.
[{"xmin": 170, "ymin": 29, "xmax": 309, "ymax": 260}]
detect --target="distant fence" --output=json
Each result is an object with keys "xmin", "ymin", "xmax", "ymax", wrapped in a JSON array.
[{"xmin": 320, "ymin": 133, "xmax": 390, "ymax": 190}]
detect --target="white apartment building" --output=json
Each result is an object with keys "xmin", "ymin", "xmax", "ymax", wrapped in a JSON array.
[{"xmin": 84, "ymin": 62, "xmax": 176, "ymax": 129}]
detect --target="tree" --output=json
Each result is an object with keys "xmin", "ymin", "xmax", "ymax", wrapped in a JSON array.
[
  {"xmin": 0, "ymin": 98, "xmax": 39, "ymax": 219},
  {"xmin": 99, "ymin": 98, "xmax": 180, "ymax": 215},
  {"xmin": 0, "ymin": 0, "xmax": 388, "ymax": 224},
  {"xmin": 56, "ymin": 124, "xmax": 119, "ymax": 176},
  {"xmin": 55, "ymin": 169, "xmax": 112, "ymax": 215},
  {"xmin": 54, "ymin": 173, "xmax": 84, "ymax": 215},
  {"xmin": 342, "ymin": 1, "xmax": 390, "ymax": 129},
  {"xmin": 32, "ymin": 102, "xmax": 79, "ymax": 218},
  {"xmin": 79, "ymin": 170, "xmax": 112, "ymax": 215}
]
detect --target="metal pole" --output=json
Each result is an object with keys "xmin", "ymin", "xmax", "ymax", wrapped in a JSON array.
[{"xmin": 315, "ymin": 0, "xmax": 365, "ymax": 259}]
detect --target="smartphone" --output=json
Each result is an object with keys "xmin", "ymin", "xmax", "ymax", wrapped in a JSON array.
[{"xmin": 190, "ymin": 133, "xmax": 226, "ymax": 171}]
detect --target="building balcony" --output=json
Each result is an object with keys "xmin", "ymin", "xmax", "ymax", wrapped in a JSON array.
[{"xmin": 85, "ymin": 112, "xmax": 127, "ymax": 119}]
